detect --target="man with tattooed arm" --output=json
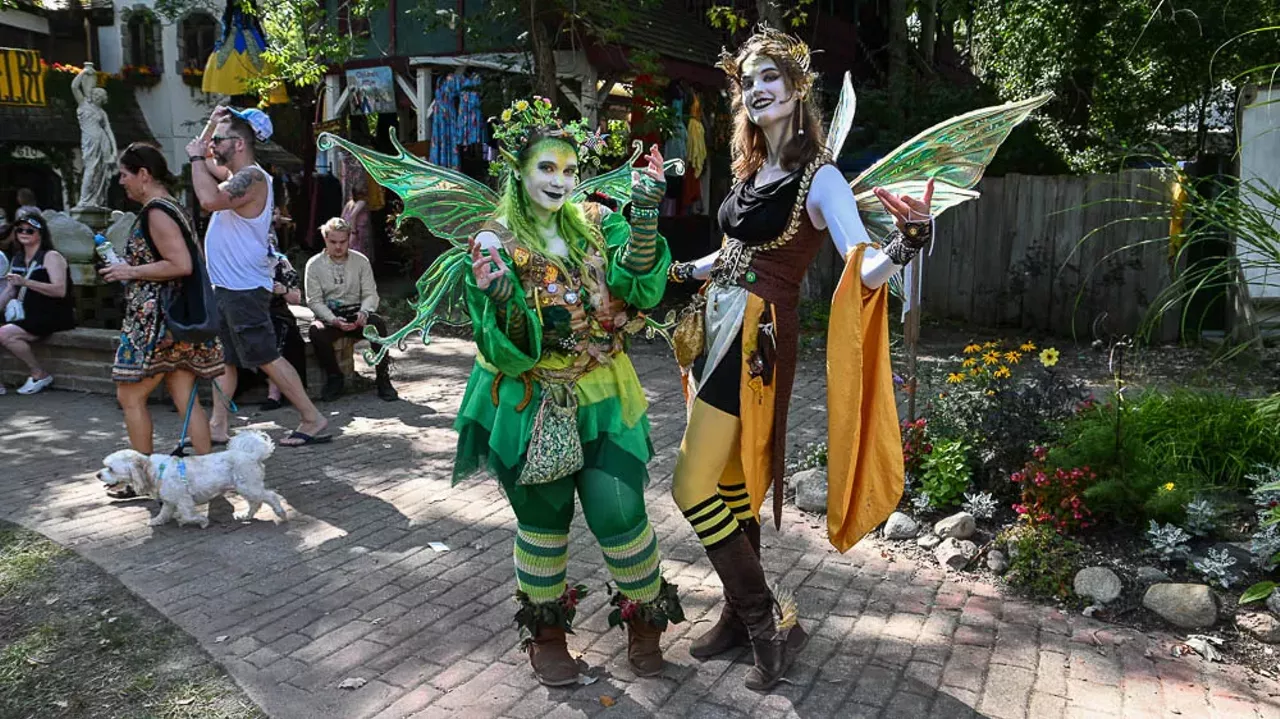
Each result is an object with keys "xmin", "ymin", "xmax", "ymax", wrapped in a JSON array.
[{"xmin": 187, "ymin": 107, "xmax": 331, "ymax": 447}]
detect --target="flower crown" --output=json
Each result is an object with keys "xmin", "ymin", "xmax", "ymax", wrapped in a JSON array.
[
  {"xmin": 717, "ymin": 24, "xmax": 816, "ymax": 99},
  {"xmin": 489, "ymin": 97, "xmax": 608, "ymax": 178}
]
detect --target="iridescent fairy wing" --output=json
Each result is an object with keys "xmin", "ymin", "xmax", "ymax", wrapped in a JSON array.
[
  {"xmin": 850, "ymin": 93, "xmax": 1053, "ymax": 242},
  {"xmin": 824, "ymin": 72, "xmax": 857, "ymax": 160},
  {"xmin": 316, "ymin": 131, "xmax": 498, "ymax": 363},
  {"xmin": 317, "ymin": 131, "xmax": 499, "ymax": 244},
  {"xmin": 569, "ymin": 141, "xmax": 688, "ymax": 207}
]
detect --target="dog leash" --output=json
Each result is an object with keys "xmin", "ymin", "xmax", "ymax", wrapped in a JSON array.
[{"xmin": 172, "ymin": 380, "xmax": 238, "ymax": 458}]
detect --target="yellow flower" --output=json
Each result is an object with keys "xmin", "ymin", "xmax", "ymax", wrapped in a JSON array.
[
  {"xmin": 501, "ymin": 108, "xmax": 513, "ymax": 122},
  {"xmin": 515, "ymin": 100, "xmax": 529, "ymax": 111},
  {"xmin": 1162, "ymin": 482, "xmax": 1175, "ymax": 492},
  {"xmin": 994, "ymin": 366, "xmax": 1012, "ymax": 379},
  {"xmin": 982, "ymin": 351, "xmax": 1000, "ymax": 366},
  {"xmin": 986, "ymin": 390, "xmax": 996, "ymax": 397},
  {"xmin": 1020, "ymin": 341, "xmax": 1037, "ymax": 352},
  {"xmin": 1004, "ymin": 350, "xmax": 1022, "ymax": 364},
  {"xmin": 963, "ymin": 343, "xmax": 982, "ymax": 354},
  {"xmin": 962, "ymin": 357, "xmax": 978, "ymax": 368},
  {"xmin": 946, "ymin": 372, "xmax": 965, "ymax": 384},
  {"xmin": 969, "ymin": 368, "xmax": 981, "ymax": 377},
  {"xmin": 1039, "ymin": 348, "xmax": 1060, "ymax": 367}
]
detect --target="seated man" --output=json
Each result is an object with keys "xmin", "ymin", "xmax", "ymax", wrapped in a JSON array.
[{"xmin": 304, "ymin": 217, "xmax": 397, "ymax": 402}]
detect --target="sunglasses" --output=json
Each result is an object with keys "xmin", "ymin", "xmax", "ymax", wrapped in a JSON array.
[
  {"xmin": 210, "ymin": 135, "xmax": 242, "ymax": 145},
  {"xmin": 15, "ymin": 226, "xmax": 37, "ymax": 235}
]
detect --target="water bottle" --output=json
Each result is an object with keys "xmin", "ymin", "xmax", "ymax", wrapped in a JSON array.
[{"xmin": 94, "ymin": 234, "xmax": 123, "ymax": 266}]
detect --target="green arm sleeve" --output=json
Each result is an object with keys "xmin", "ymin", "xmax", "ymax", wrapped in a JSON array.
[
  {"xmin": 465, "ymin": 264, "xmax": 543, "ymax": 376},
  {"xmin": 603, "ymin": 211, "xmax": 671, "ymax": 311}
]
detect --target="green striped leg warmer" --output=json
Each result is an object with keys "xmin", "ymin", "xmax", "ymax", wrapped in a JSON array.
[
  {"xmin": 514, "ymin": 523, "xmax": 569, "ymax": 604},
  {"xmin": 598, "ymin": 520, "xmax": 662, "ymax": 603}
]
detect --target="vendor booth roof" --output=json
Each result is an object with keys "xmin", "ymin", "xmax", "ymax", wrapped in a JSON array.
[{"xmin": 584, "ymin": 0, "xmax": 726, "ymax": 86}]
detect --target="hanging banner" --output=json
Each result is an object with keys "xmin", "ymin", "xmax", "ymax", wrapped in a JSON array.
[
  {"xmin": 345, "ymin": 66, "xmax": 396, "ymax": 115},
  {"xmin": 0, "ymin": 48, "xmax": 47, "ymax": 107}
]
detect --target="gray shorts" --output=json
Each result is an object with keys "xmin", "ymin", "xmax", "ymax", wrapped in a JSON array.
[{"xmin": 213, "ymin": 287, "xmax": 279, "ymax": 369}]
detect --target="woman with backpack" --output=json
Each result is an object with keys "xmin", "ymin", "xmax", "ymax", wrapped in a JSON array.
[{"xmin": 103, "ymin": 143, "xmax": 224, "ymax": 497}]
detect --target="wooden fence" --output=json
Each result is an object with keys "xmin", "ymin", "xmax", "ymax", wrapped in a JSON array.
[{"xmin": 919, "ymin": 170, "xmax": 1181, "ymax": 341}]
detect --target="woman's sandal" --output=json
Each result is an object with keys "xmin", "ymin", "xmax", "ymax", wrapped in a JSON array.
[{"xmin": 106, "ymin": 485, "xmax": 138, "ymax": 500}]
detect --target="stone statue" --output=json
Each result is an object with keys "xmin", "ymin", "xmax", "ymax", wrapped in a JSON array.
[{"xmin": 71, "ymin": 62, "xmax": 118, "ymax": 210}]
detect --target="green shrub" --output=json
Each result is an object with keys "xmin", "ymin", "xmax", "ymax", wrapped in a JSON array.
[
  {"xmin": 1050, "ymin": 390, "xmax": 1280, "ymax": 526},
  {"xmin": 920, "ymin": 438, "xmax": 972, "ymax": 509},
  {"xmin": 1000, "ymin": 524, "xmax": 1082, "ymax": 601}
]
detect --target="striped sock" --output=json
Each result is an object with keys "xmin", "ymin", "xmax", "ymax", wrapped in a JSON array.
[
  {"xmin": 719, "ymin": 481, "xmax": 755, "ymax": 524},
  {"xmin": 514, "ymin": 523, "xmax": 568, "ymax": 604},
  {"xmin": 681, "ymin": 495, "xmax": 742, "ymax": 550},
  {"xmin": 599, "ymin": 520, "xmax": 662, "ymax": 603}
]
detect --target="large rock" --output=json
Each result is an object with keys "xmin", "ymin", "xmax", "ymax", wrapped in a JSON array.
[
  {"xmin": 1135, "ymin": 567, "xmax": 1172, "ymax": 586},
  {"xmin": 43, "ymin": 210, "xmax": 96, "ymax": 263},
  {"xmin": 1143, "ymin": 584, "xmax": 1218, "ymax": 629},
  {"xmin": 917, "ymin": 533, "xmax": 942, "ymax": 550},
  {"xmin": 1268, "ymin": 590, "xmax": 1280, "ymax": 617},
  {"xmin": 934, "ymin": 512, "xmax": 976, "ymax": 540},
  {"xmin": 1074, "ymin": 567, "xmax": 1123, "ymax": 604},
  {"xmin": 792, "ymin": 468, "xmax": 828, "ymax": 514},
  {"xmin": 883, "ymin": 512, "xmax": 920, "ymax": 540},
  {"xmin": 934, "ymin": 538, "xmax": 978, "ymax": 571},
  {"xmin": 1236, "ymin": 612, "xmax": 1280, "ymax": 643}
]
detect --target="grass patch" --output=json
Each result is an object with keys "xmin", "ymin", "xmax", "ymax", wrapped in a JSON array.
[{"xmin": 0, "ymin": 521, "xmax": 264, "ymax": 719}]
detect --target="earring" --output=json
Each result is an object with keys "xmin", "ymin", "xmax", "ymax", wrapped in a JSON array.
[{"xmin": 796, "ymin": 101, "xmax": 805, "ymax": 136}]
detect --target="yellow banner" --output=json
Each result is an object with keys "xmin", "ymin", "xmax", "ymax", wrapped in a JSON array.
[{"xmin": 0, "ymin": 48, "xmax": 47, "ymax": 107}]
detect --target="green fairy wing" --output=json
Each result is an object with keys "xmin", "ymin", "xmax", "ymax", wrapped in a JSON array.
[
  {"xmin": 825, "ymin": 72, "xmax": 857, "ymax": 161},
  {"xmin": 850, "ymin": 92, "xmax": 1053, "ymax": 242},
  {"xmin": 569, "ymin": 140, "xmax": 688, "ymax": 207},
  {"xmin": 317, "ymin": 131, "xmax": 499, "ymax": 244},
  {"xmin": 316, "ymin": 131, "xmax": 498, "ymax": 363}
]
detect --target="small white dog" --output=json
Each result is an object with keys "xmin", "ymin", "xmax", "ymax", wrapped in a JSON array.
[{"xmin": 96, "ymin": 431, "xmax": 287, "ymax": 528}]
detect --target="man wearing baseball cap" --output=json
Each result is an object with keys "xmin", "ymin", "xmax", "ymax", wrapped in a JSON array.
[{"xmin": 188, "ymin": 106, "xmax": 330, "ymax": 447}]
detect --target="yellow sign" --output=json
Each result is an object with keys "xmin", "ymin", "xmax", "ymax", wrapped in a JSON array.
[{"xmin": 0, "ymin": 48, "xmax": 47, "ymax": 107}]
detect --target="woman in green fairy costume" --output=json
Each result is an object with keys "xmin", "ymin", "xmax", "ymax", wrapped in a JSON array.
[{"xmin": 320, "ymin": 98, "xmax": 684, "ymax": 686}]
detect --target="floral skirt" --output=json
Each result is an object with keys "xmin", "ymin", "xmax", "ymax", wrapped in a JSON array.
[{"xmin": 113, "ymin": 302, "xmax": 224, "ymax": 383}]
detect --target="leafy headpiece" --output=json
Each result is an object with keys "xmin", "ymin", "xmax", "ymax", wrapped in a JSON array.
[
  {"xmin": 490, "ymin": 96, "xmax": 607, "ymax": 178},
  {"xmin": 717, "ymin": 24, "xmax": 816, "ymax": 99}
]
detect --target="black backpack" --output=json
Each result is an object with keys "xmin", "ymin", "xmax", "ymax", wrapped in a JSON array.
[{"xmin": 139, "ymin": 198, "xmax": 219, "ymax": 343}]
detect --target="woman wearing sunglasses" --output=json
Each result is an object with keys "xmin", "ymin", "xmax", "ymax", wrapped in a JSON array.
[{"xmin": 0, "ymin": 211, "xmax": 76, "ymax": 395}]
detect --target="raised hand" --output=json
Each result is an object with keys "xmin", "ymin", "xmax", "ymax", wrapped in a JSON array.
[
  {"xmin": 470, "ymin": 239, "xmax": 510, "ymax": 296},
  {"xmin": 873, "ymin": 178, "xmax": 935, "ymax": 231},
  {"xmin": 631, "ymin": 144, "xmax": 666, "ymax": 208}
]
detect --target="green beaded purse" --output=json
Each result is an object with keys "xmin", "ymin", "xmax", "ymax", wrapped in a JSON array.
[{"xmin": 518, "ymin": 382, "xmax": 584, "ymax": 485}]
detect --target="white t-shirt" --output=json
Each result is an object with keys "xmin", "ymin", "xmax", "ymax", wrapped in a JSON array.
[{"xmin": 206, "ymin": 164, "xmax": 275, "ymax": 291}]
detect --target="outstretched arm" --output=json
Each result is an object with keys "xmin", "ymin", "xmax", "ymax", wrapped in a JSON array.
[
  {"xmin": 807, "ymin": 165, "xmax": 933, "ymax": 289},
  {"xmin": 668, "ymin": 250, "xmax": 718, "ymax": 284},
  {"xmin": 620, "ymin": 145, "xmax": 666, "ymax": 274}
]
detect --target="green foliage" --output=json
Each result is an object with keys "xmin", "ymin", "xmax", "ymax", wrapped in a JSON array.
[
  {"xmin": 969, "ymin": 2, "xmax": 1280, "ymax": 171},
  {"xmin": 1000, "ymin": 524, "xmax": 1083, "ymax": 601},
  {"xmin": 1239, "ymin": 581, "xmax": 1277, "ymax": 605},
  {"xmin": 920, "ymin": 438, "xmax": 972, "ymax": 508},
  {"xmin": 1052, "ymin": 390, "xmax": 1280, "ymax": 525}
]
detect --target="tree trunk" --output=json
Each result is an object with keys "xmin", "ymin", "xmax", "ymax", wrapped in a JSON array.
[
  {"xmin": 919, "ymin": 0, "xmax": 937, "ymax": 67},
  {"xmin": 527, "ymin": 1, "xmax": 558, "ymax": 101},
  {"xmin": 888, "ymin": 0, "xmax": 909, "ymax": 112},
  {"xmin": 756, "ymin": 0, "xmax": 782, "ymax": 27}
]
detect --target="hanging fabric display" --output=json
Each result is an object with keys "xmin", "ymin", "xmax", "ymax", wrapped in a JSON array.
[
  {"xmin": 430, "ymin": 73, "xmax": 461, "ymax": 168},
  {"xmin": 202, "ymin": 0, "xmax": 288, "ymax": 104}
]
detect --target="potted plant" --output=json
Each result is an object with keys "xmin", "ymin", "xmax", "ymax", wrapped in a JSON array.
[
  {"xmin": 181, "ymin": 66, "xmax": 204, "ymax": 89},
  {"xmin": 119, "ymin": 65, "xmax": 161, "ymax": 88}
]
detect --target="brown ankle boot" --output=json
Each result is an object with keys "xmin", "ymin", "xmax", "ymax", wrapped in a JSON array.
[
  {"xmin": 527, "ymin": 625, "xmax": 579, "ymax": 686},
  {"xmin": 626, "ymin": 619, "xmax": 665, "ymax": 676},
  {"xmin": 689, "ymin": 604, "xmax": 749, "ymax": 658},
  {"xmin": 705, "ymin": 532, "xmax": 808, "ymax": 691}
]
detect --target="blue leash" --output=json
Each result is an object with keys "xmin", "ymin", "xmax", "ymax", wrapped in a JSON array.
[{"xmin": 172, "ymin": 379, "xmax": 238, "ymax": 457}]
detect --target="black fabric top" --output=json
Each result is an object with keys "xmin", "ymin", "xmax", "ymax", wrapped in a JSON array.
[
  {"xmin": 716, "ymin": 170, "xmax": 803, "ymax": 246},
  {"xmin": 10, "ymin": 249, "xmax": 76, "ymax": 336}
]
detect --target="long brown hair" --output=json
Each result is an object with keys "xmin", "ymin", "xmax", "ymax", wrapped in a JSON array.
[{"xmin": 725, "ymin": 49, "xmax": 827, "ymax": 181}]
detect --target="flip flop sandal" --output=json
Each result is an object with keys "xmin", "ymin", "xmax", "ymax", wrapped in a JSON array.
[
  {"xmin": 261, "ymin": 398, "xmax": 285, "ymax": 411},
  {"xmin": 281, "ymin": 431, "xmax": 333, "ymax": 447}
]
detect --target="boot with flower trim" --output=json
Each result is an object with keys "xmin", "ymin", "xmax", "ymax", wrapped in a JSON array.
[
  {"xmin": 514, "ymin": 585, "xmax": 588, "ymax": 687},
  {"xmin": 608, "ymin": 578, "xmax": 685, "ymax": 677}
]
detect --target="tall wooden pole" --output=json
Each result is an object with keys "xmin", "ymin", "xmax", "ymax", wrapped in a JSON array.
[{"xmin": 905, "ymin": 256, "xmax": 924, "ymax": 421}]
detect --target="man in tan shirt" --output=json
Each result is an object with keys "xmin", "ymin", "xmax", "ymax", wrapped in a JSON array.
[{"xmin": 304, "ymin": 218, "xmax": 398, "ymax": 401}]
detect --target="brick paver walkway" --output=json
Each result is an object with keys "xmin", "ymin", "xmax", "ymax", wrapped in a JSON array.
[{"xmin": 2, "ymin": 339, "xmax": 1277, "ymax": 719}]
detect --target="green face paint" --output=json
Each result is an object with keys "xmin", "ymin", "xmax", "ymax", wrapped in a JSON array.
[{"xmin": 521, "ymin": 140, "xmax": 579, "ymax": 220}]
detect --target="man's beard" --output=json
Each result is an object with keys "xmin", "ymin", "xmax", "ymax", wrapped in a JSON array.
[{"xmin": 213, "ymin": 148, "xmax": 230, "ymax": 164}]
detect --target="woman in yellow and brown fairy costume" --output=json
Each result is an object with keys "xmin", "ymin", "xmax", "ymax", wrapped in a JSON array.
[{"xmin": 664, "ymin": 26, "xmax": 1050, "ymax": 690}]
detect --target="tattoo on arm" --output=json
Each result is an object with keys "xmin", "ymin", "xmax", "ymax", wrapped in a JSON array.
[{"xmin": 220, "ymin": 168, "xmax": 263, "ymax": 200}]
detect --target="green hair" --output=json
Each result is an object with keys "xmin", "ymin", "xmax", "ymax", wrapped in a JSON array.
[{"xmin": 496, "ymin": 136, "xmax": 606, "ymax": 275}]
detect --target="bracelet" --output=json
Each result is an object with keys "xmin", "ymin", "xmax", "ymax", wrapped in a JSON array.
[
  {"xmin": 189, "ymin": 155, "xmax": 206, "ymax": 164},
  {"xmin": 631, "ymin": 205, "xmax": 660, "ymax": 221},
  {"xmin": 667, "ymin": 262, "xmax": 695, "ymax": 284}
]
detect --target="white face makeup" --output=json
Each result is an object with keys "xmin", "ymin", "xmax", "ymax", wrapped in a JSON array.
[
  {"xmin": 521, "ymin": 141, "xmax": 578, "ymax": 219},
  {"xmin": 741, "ymin": 54, "xmax": 797, "ymax": 128}
]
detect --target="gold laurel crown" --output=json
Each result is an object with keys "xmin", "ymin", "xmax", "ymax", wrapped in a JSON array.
[{"xmin": 717, "ymin": 24, "xmax": 816, "ymax": 96}]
